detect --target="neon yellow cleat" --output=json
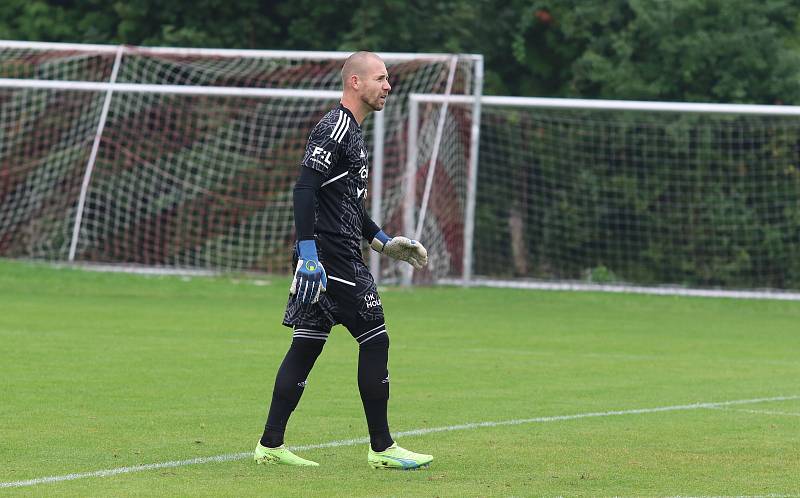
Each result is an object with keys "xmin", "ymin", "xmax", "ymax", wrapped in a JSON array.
[
  {"xmin": 254, "ymin": 443, "xmax": 319, "ymax": 466},
  {"xmin": 367, "ymin": 443, "xmax": 433, "ymax": 470}
]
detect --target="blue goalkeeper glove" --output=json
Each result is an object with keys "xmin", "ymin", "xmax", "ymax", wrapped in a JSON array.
[
  {"xmin": 290, "ymin": 239, "xmax": 327, "ymax": 304},
  {"xmin": 370, "ymin": 230, "xmax": 428, "ymax": 269}
]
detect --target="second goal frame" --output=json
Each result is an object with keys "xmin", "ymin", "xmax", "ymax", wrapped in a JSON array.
[{"xmin": 406, "ymin": 92, "xmax": 800, "ymax": 295}]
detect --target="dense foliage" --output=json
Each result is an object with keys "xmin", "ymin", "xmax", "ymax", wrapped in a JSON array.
[{"xmin": 3, "ymin": 0, "xmax": 800, "ymax": 101}]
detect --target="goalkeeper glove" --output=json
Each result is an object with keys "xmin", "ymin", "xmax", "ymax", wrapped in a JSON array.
[
  {"xmin": 370, "ymin": 230, "xmax": 428, "ymax": 269},
  {"xmin": 290, "ymin": 239, "xmax": 327, "ymax": 304}
]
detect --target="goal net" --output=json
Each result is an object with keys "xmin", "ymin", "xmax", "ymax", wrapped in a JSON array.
[
  {"xmin": 0, "ymin": 41, "xmax": 480, "ymax": 275},
  {"xmin": 410, "ymin": 95, "xmax": 800, "ymax": 294}
]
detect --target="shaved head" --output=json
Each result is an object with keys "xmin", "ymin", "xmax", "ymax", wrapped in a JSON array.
[
  {"xmin": 339, "ymin": 51, "xmax": 391, "ymax": 123},
  {"xmin": 341, "ymin": 51, "xmax": 384, "ymax": 87}
]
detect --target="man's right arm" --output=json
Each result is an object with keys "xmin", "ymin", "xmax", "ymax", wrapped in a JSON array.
[
  {"xmin": 290, "ymin": 114, "xmax": 340, "ymax": 304},
  {"xmin": 295, "ymin": 114, "xmax": 342, "ymax": 237},
  {"xmin": 293, "ymin": 166, "xmax": 325, "ymax": 240},
  {"xmin": 289, "ymin": 166, "xmax": 328, "ymax": 304}
]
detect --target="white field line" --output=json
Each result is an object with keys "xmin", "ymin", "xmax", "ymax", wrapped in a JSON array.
[
  {"xmin": 665, "ymin": 495, "xmax": 800, "ymax": 498},
  {"xmin": 1, "ymin": 395, "xmax": 798, "ymax": 489},
  {"xmin": 708, "ymin": 407, "xmax": 800, "ymax": 417},
  {"xmin": 437, "ymin": 277, "xmax": 800, "ymax": 301}
]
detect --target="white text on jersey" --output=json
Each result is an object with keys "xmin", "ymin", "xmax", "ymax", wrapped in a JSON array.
[{"xmin": 311, "ymin": 146, "xmax": 332, "ymax": 167}]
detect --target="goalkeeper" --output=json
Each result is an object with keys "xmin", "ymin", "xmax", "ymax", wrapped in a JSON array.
[{"xmin": 254, "ymin": 51, "xmax": 433, "ymax": 470}]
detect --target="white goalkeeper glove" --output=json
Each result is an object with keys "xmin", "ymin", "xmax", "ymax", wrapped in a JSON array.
[{"xmin": 370, "ymin": 230, "xmax": 428, "ymax": 269}]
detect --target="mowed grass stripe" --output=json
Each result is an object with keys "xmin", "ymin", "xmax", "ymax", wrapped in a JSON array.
[{"xmin": 1, "ymin": 395, "xmax": 796, "ymax": 489}]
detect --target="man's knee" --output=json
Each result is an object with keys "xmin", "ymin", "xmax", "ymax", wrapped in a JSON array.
[
  {"xmin": 357, "ymin": 330, "xmax": 389, "ymax": 400},
  {"xmin": 273, "ymin": 337, "xmax": 324, "ymax": 403},
  {"xmin": 359, "ymin": 330, "xmax": 389, "ymax": 351},
  {"xmin": 290, "ymin": 335, "xmax": 326, "ymax": 356}
]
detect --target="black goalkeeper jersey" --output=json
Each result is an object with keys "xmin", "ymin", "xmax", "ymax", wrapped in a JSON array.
[{"xmin": 300, "ymin": 104, "xmax": 375, "ymax": 254}]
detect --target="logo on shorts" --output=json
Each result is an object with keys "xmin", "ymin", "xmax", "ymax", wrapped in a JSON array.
[
  {"xmin": 298, "ymin": 380, "xmax": 308, "ymax": 388},
  {"xmin": 365, "ymin": 293, "xmax": 382, "ymax": 309},
  {"xmin": 381, "ymin": 375, "xmax": 389, "ymax": 384},
  {"xmin": 305, "ymin": 260, "xmax": 317, "ymax": 271}
]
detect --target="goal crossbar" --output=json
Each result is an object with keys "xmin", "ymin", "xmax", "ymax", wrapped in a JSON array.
[
  {"xmin": 0, "ymin": 39, "xmax": 481, "ymax": 62},
  {"xmin": 0, "ymin": 79, "xmax": 342, "ymax": 99},
  {"xmin": 411, "ymin": 94, "xmax": 800, "ymax": 115}
]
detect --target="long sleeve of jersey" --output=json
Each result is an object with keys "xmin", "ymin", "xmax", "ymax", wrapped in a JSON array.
[
  {"xmin": 293, "ymin": 166, "xmax": 325, "ymax": 241},
  {"xmin": 361, "ymin": 209, "xmax": 381, "ymax": 243}
]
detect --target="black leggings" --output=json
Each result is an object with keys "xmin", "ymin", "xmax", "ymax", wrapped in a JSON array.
[{"xmin": 261, "ymin": 324, "xmax": 393, "ymax": 452}]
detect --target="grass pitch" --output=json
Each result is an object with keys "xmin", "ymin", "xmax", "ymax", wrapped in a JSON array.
[{"xmin": 1, "ymin": 259, "xmax": 799, "ymax": 497}]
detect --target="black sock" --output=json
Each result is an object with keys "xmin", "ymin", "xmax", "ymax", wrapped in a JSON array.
[
  {"xmin": 357, "ymin": 333, "xmax": 393, "ymax": 452},
  {"xmin": 260, "ymin": 336, "xmax": 325, "ymax": 447}
]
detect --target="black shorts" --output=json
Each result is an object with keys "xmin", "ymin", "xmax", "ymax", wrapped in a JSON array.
[{"xmin": 283, "ymin": 234, "xmax": 385, "ymax": 338}]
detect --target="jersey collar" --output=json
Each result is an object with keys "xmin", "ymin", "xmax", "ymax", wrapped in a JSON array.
[{"xmin": 338, "ymin": 103, "xmax": 361, "ymax": 130}]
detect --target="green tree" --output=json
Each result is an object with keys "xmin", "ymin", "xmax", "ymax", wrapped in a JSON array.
[
  {"xmin": 4, "ymin": 0, "xmax": 800, "ymax": 101},
  {"xmin": 511, "ymin": 0, "xmax": 800, "ymax": 103}
]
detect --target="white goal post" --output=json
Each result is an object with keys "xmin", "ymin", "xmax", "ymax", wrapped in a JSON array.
[
  {"xmin": 407, "ymin": 93, "xmax": 800, "ymax": 298},
  {"xmin": 0, "ymin": 40, "xmax": 482, "ymax": 278}
]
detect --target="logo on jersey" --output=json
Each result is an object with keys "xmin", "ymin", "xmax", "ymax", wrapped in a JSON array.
[
  {"xmin": 305, "ymin": 261, "xmax": 317, "ymax": 271},
  {"xmin": 357, "ymin": 187, "xmax": 367, "ymax": 199},
  {"xmin": 365, "ymin": 293, "xmax": 382, "ymax": 309},
  {"xmin": 311, "ymin": 146, "xmax": 332, "ymax": 166},
  {"xmin": 360, "ymin": 148, "xmax": 366, "ymax": 159}
]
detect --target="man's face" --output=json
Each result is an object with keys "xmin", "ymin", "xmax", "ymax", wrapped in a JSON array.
[{"xmin": 358, "ymin": 59, "xmax": 391, "ymax": 111}]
